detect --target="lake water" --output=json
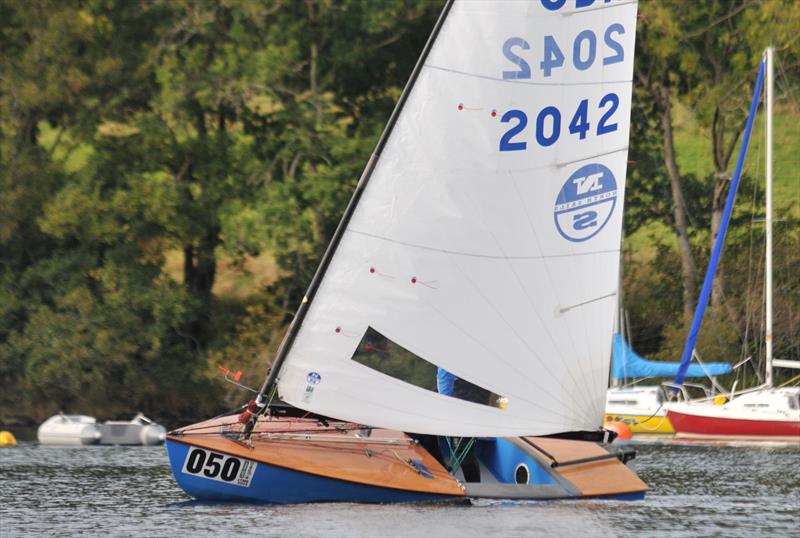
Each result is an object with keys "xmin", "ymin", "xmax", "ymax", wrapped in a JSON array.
[{"xmin": 1, "ymin": 438, "xmax": 798, "ymax": 537}]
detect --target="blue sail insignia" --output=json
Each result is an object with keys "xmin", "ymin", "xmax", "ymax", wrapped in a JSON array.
[{"xmin": 554, "ymin": 163, "xmax": 617, "ymax": 242}]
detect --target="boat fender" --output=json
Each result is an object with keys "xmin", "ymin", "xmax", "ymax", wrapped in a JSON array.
[{"xmin": 604, "ymin": 421, "xmax": 633, "ymax": 441}]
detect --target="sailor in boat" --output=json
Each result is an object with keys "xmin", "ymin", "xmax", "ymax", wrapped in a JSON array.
[
  {"xmin": 437, "ymin": 368, "xmax": 493, "ymax": 405},
  {"xmin": 434, "ymin": 368, "xmax": 499, "ymax": 482}
]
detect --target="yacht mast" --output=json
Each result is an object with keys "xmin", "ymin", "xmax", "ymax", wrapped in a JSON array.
[{"xmin": 764, "ymin": 47, "xmax": 773, "ymax": 387}]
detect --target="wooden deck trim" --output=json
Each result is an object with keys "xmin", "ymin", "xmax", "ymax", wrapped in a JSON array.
[
  {"xmin": 168, "ymin": 431, "xmax": 466, "ymax": 497},
  {"xmin": 520, "ymin": 437, "xmax": 649, "ymax": 497}
]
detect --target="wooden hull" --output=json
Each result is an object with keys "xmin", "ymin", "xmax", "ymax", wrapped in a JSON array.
[{"xmin": 166, "ymin": 415, "xmax": 647, "ymax": 504}]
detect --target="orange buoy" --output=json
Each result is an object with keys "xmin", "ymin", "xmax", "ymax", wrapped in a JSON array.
[
  {"xmin": 605, "ymin": 421, "xmax": 633, "ymax": 441},
  {"xmin": 0, "ymin": 431, "xmax": 17, "ymax": 447}
]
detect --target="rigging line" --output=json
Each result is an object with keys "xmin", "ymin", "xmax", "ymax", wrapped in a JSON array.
[
  {"xmin": 451, "ymin": 176, "xmax": 599, "ymax": 421},
  {"xmin": 742, "ymin": 110, "xmax": 765, "ymax": 360},
  {"xmin": 424, "ymin": 64, "xmax": 633, "ymax": 87},
  {"xmin": 507, "ymin": 170, "xmax": 608, "ymax": 419},
  {"xmin": 558, "ymin": 292, "xmax": 617, "ymax": 313},
  {"xmin": 347, "ymin": 230, "xmax": 620, "ymax": 260}
]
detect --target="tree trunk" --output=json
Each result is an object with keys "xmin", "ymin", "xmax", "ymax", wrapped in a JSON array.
[
  {"xmin": 709, "ymin": 105, "xmax": 743, "ymax": 314},
  {"xmin": 183, "ymin": 227, "xmax": 218, "ymax": 351},
  {"xmin": 657, "ymin": 85, "xmax": 697, "ymax": 321},
  {"xmin": 710, "ymin": 170, "xmax": 729, "ymax": 307}
]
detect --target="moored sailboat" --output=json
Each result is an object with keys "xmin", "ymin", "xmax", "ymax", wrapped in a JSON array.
[
  {"xmin": 605, "ymin": 333, "xmax": 731, "ymax": 434},
  {"xmin": 167, "ymin": 0, "xmax": 648, "ymax": 502},
  {"xmin": 667, "ymin": 48, "xmax": 800, "ymax": 441}
]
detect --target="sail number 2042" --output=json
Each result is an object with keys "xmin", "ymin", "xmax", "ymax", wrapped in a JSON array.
[
  {"xmin": 181, "ymin": 447, "xmax": 257, "ymax": 488},
  {"xmin": 498, "ymin": 15, "xmax": 628, "ymax": 152},
  {"xmin": 499, "ymin": 94, "xmax": 618, "ymax": 151}
]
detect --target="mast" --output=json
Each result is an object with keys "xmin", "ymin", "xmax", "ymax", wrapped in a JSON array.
[
  {"xmin": 613, "ymin": 233, "xmax": 624, "ymax": 388},
  {"xmin": 673, "ymin": 59, "xmax": 765, "ymax": 387},
  {"xmin": 765, "ymin": 47, "xmax": 774, "ymax": 387},
  {"xmin": 249, "ymin": 0, "xmax": 456, "ymax": 413}
]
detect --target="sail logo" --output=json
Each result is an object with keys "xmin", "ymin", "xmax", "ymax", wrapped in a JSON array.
[
  {"xmin": 302, "ymin": 371, "xmax": 321, "ymax": 403},
  {"xmin": 554, "ymin": 163, "xmax": 617, "ymax": 242},
  {"xmin": 306, "ymin": 372, "xmax": 321, "ymax": 386}
]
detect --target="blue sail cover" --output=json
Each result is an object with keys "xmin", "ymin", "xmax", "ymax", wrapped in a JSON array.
[{"xmin": 612, "ymin": 333, "xmax": 731, "ymax": 381}]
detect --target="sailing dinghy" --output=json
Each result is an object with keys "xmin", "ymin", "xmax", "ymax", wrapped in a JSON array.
[{"xmin": 167, "ymin": 0, "xmax": 648, "ymax": 503}]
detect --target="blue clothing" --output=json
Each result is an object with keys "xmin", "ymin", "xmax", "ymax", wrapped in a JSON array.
[{"xmin": 437, "ymin": 368, "xmax": 457, "ymax": 396}]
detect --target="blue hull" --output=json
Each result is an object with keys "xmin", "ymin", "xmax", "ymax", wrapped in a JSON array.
[
  {"xmin": 167, "ymin": 436, "xmax": 645, "ymax": 504},
  {"xmin": 166, "ymin": 439, "xmax": 455, "ymax": 504}
]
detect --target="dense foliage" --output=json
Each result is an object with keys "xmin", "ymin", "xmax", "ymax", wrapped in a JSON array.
[{"xmin": 1, "ymin": 0, "xmax": 798, "ymax": 423}]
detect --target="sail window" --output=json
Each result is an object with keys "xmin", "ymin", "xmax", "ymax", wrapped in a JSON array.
[{"xmin": 351, "ymin": 327, "xmax": 505, "ymax": 409}]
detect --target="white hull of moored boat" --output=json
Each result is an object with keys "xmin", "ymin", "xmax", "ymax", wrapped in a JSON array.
[
  {"xmin": 97, "ymin": 413, "xmax": 166, "ymax": 445},
  {"xmin": 605, "ymin": 386, "xmax": 675, "ymax": 434},
  {"xmin": 37, "ymin": 415, "xmax": 102, "ymax": 446},
  {"xmin": 667, "ymin": 387, "xmax": 800, "ymax": 441},
  {"xmin": 37, "ymin": 413, "xmax": 166, "ymax": 446}
]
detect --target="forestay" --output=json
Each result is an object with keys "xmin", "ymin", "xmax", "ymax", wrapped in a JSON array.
[{"xmin": 275, "ymin": 0, "xmax": 639, "ymax": 436}]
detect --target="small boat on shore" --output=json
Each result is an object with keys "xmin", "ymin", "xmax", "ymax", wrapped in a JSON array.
[
  {"xmin": 37, "ymin": 414, "xmax": 102, "ymax": 446},
  {"xmin": 37, "ymin": 413, "xmax": 166, "ymax": 446},
  {"xmin": 97, "ymin": 413, "xmax": 166, "ymax": 446}
]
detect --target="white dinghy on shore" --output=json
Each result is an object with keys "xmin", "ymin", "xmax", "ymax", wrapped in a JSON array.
[
  {"xmin": 37, "ymin": 413, "xmax": 166, "ymax": 446},
  {"xmin": 37, "ymin": 414, "xmax": 102, "ymax": 446},
  {"xmin": 97, "ymin": 413, "xmax": 166, "ymax": 446}
]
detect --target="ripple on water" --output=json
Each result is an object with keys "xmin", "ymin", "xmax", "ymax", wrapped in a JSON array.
[{"xmin": 0, "ymin": 441, "xmax": 798, "ymax": 537}]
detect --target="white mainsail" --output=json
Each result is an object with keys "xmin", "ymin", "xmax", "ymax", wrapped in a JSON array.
[{"xmin": 274, "ymin": 0, "xmax": 638, "ymax": 436}]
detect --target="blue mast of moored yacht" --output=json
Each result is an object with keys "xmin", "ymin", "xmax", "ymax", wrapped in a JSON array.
[{"xmin": 673, "ymin": 58, "xmax": 765, "ymax": 387}]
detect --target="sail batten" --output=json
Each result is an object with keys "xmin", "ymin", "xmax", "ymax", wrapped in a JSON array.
[
  {"xmin": 274, "ymin": 0, "xmax": 639, "ymax": 436},
  {"xmin": 425, "ymin": 64, "xmax": 633, "ymax": 86},
  {"xmin": 347, "ymin": 230, "xmax": 621, "ymax": 260}
]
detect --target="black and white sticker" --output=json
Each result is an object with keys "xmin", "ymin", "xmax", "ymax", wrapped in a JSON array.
[{"xmin": 181, "ymin": 447, "xmax": 257, "ymax": 488}]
